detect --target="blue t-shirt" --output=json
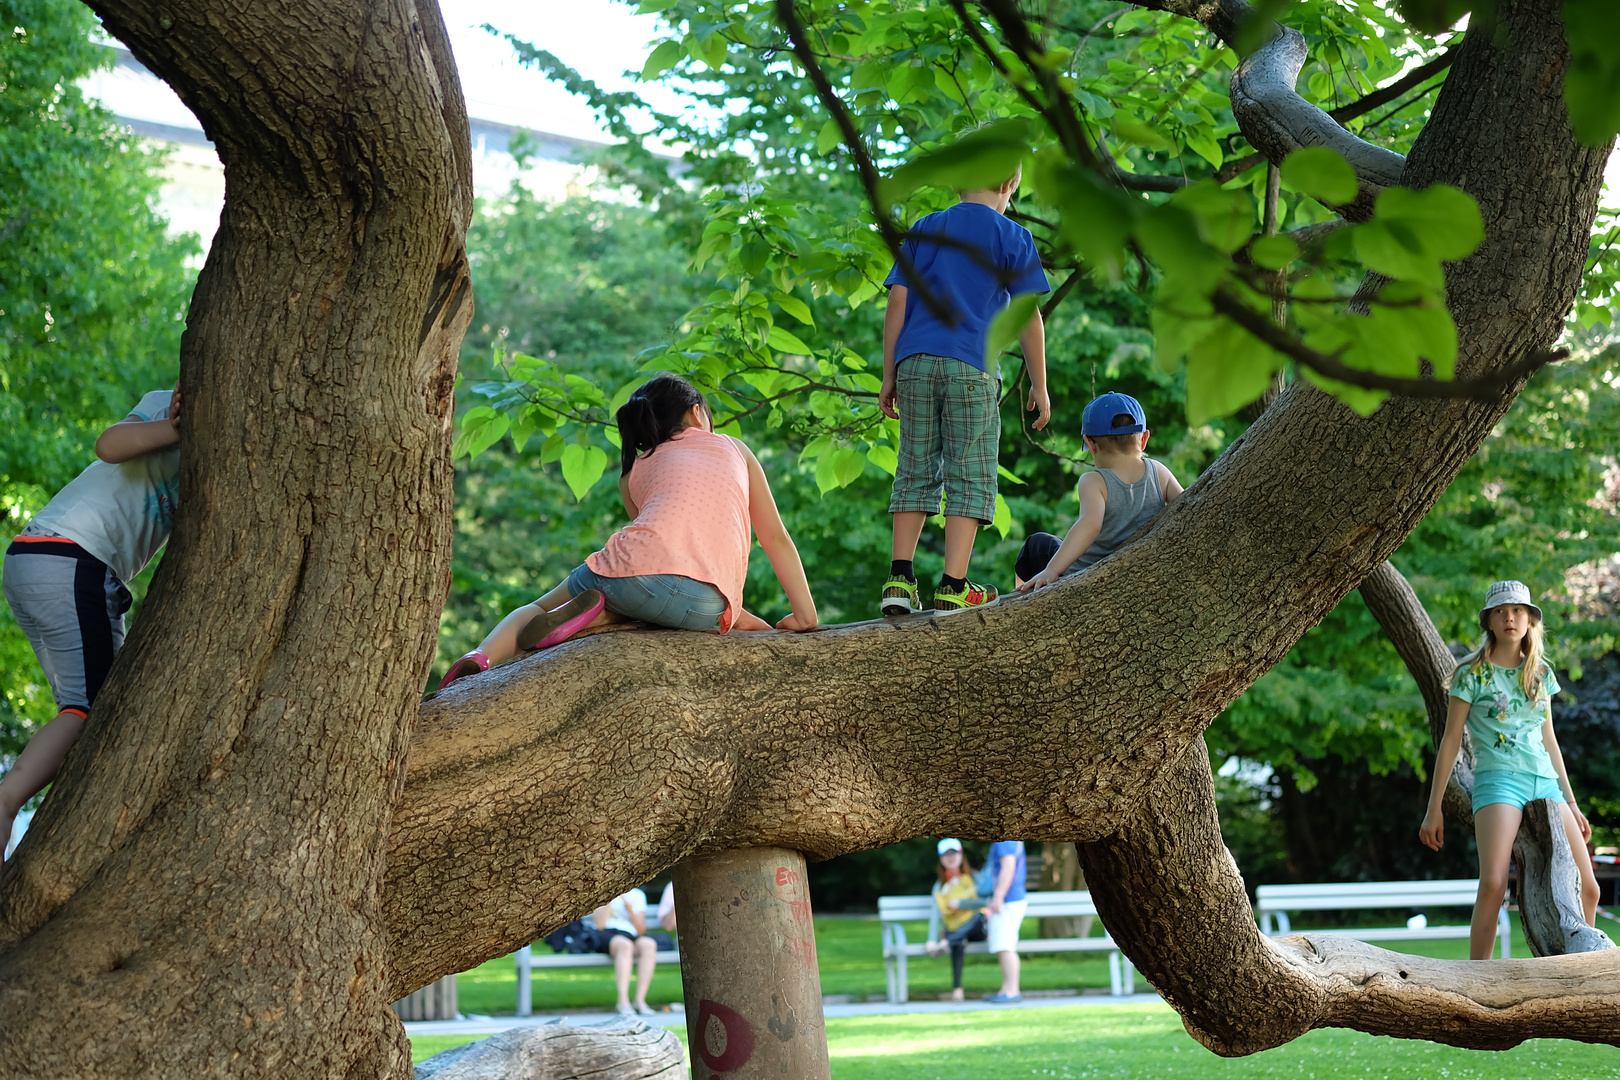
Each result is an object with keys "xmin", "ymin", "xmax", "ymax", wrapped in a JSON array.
[
  {"xmin": 883, "ymin": 202, "xmax": 1049, "ymax": 373},
  {"xmin": 988, "ymin": 840, "xmax": 1027, "ymax": 902}
]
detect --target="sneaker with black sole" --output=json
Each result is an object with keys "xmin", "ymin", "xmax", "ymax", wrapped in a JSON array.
[
  {"xmin": 880, "ymin": 575, "xmax": 922, "ymax": 617},
  {"xmin": 933, "ymin": 580, "xmax": 998, "ymax": 611}
]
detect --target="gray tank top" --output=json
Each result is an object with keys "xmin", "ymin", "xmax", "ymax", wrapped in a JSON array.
[{"xmin": 1070, "ymin": 458, "xmax": 1166, "ymax": 572}]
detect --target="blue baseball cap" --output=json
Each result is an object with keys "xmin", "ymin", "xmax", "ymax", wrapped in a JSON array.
[
  {"xmin": 937, "ymin": 838, "xmax": 963, "ymax": 855},
  {"xmin": 1081, "ymin": 392, "xmax": 1147, "ymax": 438}
]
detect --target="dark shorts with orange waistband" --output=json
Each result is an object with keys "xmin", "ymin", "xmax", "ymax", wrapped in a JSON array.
[{"xmin": 3, "ymin": 535, "xmax": 132, "ymax": 717}]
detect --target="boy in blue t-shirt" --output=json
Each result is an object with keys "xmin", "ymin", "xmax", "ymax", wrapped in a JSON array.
[{"xmin": 877, "ymin": 166, "xmax": 1050, "ymax": 614}]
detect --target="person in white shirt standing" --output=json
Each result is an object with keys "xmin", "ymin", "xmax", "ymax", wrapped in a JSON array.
[
  {"xmin": 1, "ymin": 387, "xmax": 180, "ymax": 859},
  {"xmin": 593, "ymin": 887, "xmax": 659, "ymax": 1015}
]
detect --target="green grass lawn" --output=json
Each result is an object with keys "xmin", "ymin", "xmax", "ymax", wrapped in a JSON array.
[
  {"xmin": 411, "ymin": 1003, "xmax": 1620, "ymax": 1076},
  {"xmin": 455, "ymin": 913, "xmax": 1533, "ymax": 1017}
]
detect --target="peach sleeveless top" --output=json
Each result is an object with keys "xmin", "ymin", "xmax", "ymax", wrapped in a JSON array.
[{"xmin": 586, "ymin": 427, "xmax": 751, "ymax": 631}]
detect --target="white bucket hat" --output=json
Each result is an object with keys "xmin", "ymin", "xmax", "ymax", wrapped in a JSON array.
[{"xmin": 1479, "ymin": 580, "xmax": 1542, "ymax": 629}]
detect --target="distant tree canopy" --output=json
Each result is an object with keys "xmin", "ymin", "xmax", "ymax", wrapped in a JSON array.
[{"xmin": 0, "ymin": 0, "xmax": 196, "ymax": 756}]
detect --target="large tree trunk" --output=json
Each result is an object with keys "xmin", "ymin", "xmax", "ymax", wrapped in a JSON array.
[
  {"xmin": 378, "ymin": 0, "xmax": 1614, "ymax": 1049},
  {"xmin": 0, "ymin": 0, "xmax": 471, "ymax": 1076}
]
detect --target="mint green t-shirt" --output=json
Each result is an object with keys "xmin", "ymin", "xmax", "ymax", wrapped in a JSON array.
[{"xmin": 1449, "ymin": 661, "xmax": 1561, "ymax": 778}]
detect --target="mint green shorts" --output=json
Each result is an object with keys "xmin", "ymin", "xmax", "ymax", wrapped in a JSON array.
[{"xmin": 1472, "ymin": 770, "xmax": 1564, "ymax": 813}]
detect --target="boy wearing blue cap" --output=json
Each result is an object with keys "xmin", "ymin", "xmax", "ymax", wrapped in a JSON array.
[
  {"xmin": 1014, "ymin": 392, "xmax": 1182, "ymax": 591},
  {"xmin": 877, "ymin": 166, "xmax": 1051, "ymax": 615}
]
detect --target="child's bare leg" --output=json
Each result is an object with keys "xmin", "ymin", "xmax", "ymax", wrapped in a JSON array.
[
  {"xmin": 1472, "ymin": 802, "xmax": 1521, "ymax": 959},
  {"xmin": 478, "ymin": 602, "xmax": 552, "ymax": 664},
  {"xmin": 942, "ymin": 515, "xmax": 980, "ymax": 579},
  {"xmin": 0, "ymin": 710, "xmax": 87, "ymax": 860},
  {"xmin": 892, "ymin": 511, "xmax": 928, "ymax": 561},
  {"xmin": 1559, "ymin": 801, "xmax": 1601, "ymax": 925}
]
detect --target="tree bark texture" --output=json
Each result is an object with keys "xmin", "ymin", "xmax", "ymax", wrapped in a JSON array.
[
  {"xmin": 0, "ymin": 1, "xmax": 472, "ymax": 1077},
  {"xmin": 377, "ymin": 0, "xmax": 1613, "ymax": 1051}
]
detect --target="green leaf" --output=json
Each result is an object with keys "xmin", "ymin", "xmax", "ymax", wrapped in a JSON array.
[
  {"xmin": 560, "ymin": 443, "xmax": 608, "ymax": 501},
  {"xmin": 510, "ymin": 406, "xmax": 541, "ymax": 454},
  {"xmin": 996, "ymin": 464, "xmax": 1026, "ymax": 486},
  {"xmin": 984, "ymin": 294, "xmax": 1039, "ymax": 365},
  {"xmin": 767, "ymin": 325, "xmax": 812, "ymax": 354},
  {"xmin": 1250, "ymin": 234, "xmax": 1300, "ymax": 270},
  {"xmin": 878, "ymin": 118, "xmax": 1034, "ymax": 206},
  {"xmin": 1184, "ymin": 318, "xmax": 1286, "ymax": 425},
  {"xmin": 775, "ymin": 293, "xmax": 815, "ymax": 327},
  {"xmin": 1280, "ymin": 148, "xmax": 1359, "ymax": 206},
  {"xmin": 816, "ymin": 118, "xmax": 843, "ymax": 155},
  {"xmin": 1112, "ymin": 119, "xmax": 1173, "ymax": 151},
  {"xmin": 814, "ymin": 447, "xmax": 841, "ymax": 493},
  {"xmin": 1374, "ymin": 185, "xmax": 1483, "ymax": 261},
  {"xmin": 1035, "ymin": 152, "xmax": 1137, "ymax": 279},
  {"xmin": 992, "ymin": 493, "xmax": 1012, "ymax": 539},
  {"xmin": 641, "ymin": 40, "xmax": 685, "ymax": 81},
  {"xmin": 831, "ymin": 445, "xmax": 866, "ymax": 487},
  {"xmin": 866, "ymin": 444, "xmax": 899, "ymax": 476},
  {"xmin": 1564, "ymin": 0, "xmax": 1620, "ymax": 146},
  {"xmin": 1171, "ymin": 182, "xmax": 1254, "ymax": 255},
  {"xmin": 1394, "ymin": 0, "xmax": 1477, "ymax": 34},
  {"xmin": 740, "ymin": 241, "xmax": 770, "ymax": 277}
]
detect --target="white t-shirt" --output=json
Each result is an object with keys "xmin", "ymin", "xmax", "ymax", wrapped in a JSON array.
[
  {"xmin": 605, "ymin": 888, "xmax": 648, "ymax": 936},
  {"xmin": 29, "ymin": 390, "xmax": 179, "ymax": 584},
  {"xmin": 657, "ymin": 882, "xmax": 675, "ymax": 926}
]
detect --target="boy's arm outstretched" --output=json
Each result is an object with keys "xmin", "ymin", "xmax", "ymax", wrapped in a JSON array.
[
  {"xmin": 733, "ymin": 438, "xmax": 818, "ymax": 632},
  {"xmin": 1017, "ymin": 472, "xmax": 1107, "ymax": 592}
]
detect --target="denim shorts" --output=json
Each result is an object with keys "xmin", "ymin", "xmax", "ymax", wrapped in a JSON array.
[
  {"xmin": 1472, "ymin": 770, "xmax": 1565, "ymax": 813},
  {"xmin": 563, "ymin": 563, "xmax": 727, "ymax": 631}
]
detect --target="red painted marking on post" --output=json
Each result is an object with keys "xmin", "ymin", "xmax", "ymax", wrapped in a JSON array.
[
  {"xmin": 695, "ymin": 999, "xmax": 756, "ymax": 1073},
  {"xmin": 775, "ymin": 866, "xmax": 800, "ymax": 887},
  {"xmin": 788, "ymin": 899, "xmax": 812, "ymax": 922}
]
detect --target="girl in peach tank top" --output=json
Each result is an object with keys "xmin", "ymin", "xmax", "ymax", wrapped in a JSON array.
[{"xmin": 438, "ymin": 375, "xmax": 819, "ymax": 690}]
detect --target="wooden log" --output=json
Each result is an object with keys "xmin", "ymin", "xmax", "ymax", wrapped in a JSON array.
[{"xmin": 413, "ymin": 1018, "xmax": 682, "ymax": 1079}]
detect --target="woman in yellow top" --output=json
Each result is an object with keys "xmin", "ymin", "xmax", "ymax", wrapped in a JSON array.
[{"xmin": 926, "ymin": 838, "xmax": 987, "ymax": 1001}]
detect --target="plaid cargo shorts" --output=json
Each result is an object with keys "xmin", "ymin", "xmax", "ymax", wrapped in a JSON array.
[{"xmin": 889, "ymin": 353, "xmax": 1001, "ymax": 524}]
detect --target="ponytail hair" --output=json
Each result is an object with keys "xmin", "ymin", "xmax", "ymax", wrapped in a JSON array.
[{"xmin": 617, "ymin": 373, "xmax": 706, "ymax": 476}]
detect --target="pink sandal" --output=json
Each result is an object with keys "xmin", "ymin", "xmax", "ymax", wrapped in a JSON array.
[
  {"xmin": 437, "ymin": 650, "xmax": 490, "ymax": 691},
  {"xmin": 516, "ymin": 589, "xmax": 606, "ymax": 651}
]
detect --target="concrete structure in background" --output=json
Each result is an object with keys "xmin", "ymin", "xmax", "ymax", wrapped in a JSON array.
[{"xmin": 84, "ymin": 46, "xmax": 653, "ymax": 247}]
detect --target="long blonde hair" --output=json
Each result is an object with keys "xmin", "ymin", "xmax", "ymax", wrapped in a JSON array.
[{"xmin": 1450, "ymin": 613, "xmax": 1549, "ymax": 703}]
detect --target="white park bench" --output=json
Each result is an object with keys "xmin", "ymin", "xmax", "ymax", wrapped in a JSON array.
[
  {"xmin": 878, "ymin": 890, "xmax": 1136, "ymax": 1003},
  {"xmin": 1254, "ymin": 879, "xmax": 1511, "ymax": 957},
  {"xmin": 510, "ymin": 943, "xmax": 680, "ymax": 1016}
]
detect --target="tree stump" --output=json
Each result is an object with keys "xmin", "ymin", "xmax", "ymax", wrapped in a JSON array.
[
  {"xmin": 673, "ymin": 848, "xmax": 830, "ymax": 1080},
  {"xmin": 413, "ymin": 1018, "xmax": 682, "ymax": 1079},
  {"xmin": 1514, "ymin": 798, "xmax": 1615, "ymax": 956}
]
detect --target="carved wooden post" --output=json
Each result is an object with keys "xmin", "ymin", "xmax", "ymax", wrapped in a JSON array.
[{"xmin": 673, "ymin": 848, "xmax": 830, "ymax": 1080}]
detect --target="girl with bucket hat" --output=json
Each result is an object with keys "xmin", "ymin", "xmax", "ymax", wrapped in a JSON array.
[{"xmin": 1418, "ymin": 580, "xmax": 1601, "ymax": 958}]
